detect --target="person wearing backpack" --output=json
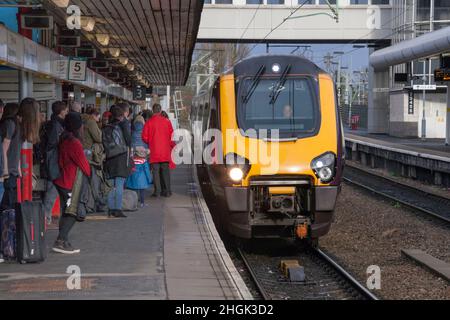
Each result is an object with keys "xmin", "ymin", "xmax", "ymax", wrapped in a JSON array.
[
  {"xmin": 0, "ymin": 99, "xmax": 4, "ymax": 264},
  {"xmin": 103, "ymin": 105, "xmax": 132, "ymax": 218},
  {"xmin": 40, "ymin": 101, "xmax": 69, "ymax": 225},
  {"xmin": 0, "ymin": 102, "xmax": 22, "ymax": 211},
  {"xmin": 0, "ymin": 99, "xmax": 5, "ymax": 201},
  {"xmin": 53, "ymin": 112, "xmax": 91, "ymax": 254}
]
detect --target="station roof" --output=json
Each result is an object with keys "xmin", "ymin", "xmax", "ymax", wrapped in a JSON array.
[{"xmin": 2, "ymin": 0, "xmax": 204, "ymax": 86}]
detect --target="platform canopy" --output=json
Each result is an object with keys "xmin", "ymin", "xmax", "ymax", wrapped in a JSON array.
[{"xmin": 1, "ymin": 0, "xmax": 204, "ymax": 86}]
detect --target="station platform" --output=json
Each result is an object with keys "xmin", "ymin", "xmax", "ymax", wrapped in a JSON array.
[
  {"xmin": 344, "ymin": 130, "xmax": 450, "ymax": 187},
  {"xmin": 346, "ymin": 130, "xmax": 450, "ymax": 159},
  {"xmin": 0, "ymin": 166, "xmax": 252, "ymax": 300}
]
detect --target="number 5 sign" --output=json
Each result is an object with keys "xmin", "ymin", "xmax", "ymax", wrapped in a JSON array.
[{"xmin": 68, "ymin": 58, "xmax": 87, "ymax": 81}]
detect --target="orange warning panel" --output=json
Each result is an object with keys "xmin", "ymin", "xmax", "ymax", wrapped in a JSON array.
[
  {"xmin": 296, "ymin": 224, "xmax": 308, "ymax": 239},
  {"xmin": 269, "ymin": 187, "xmax": 296, "ymax": 195}
]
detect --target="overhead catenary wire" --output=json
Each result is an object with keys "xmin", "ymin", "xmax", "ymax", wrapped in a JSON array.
[
  {"xmin": 238, "ymin": 3, "xmax": 263, "ymax": 43},
  {"xmin": 246, "ymin": 0, "xmax": 314, "ymax": 57},
  {"xmin": 314, "ymin": 3, "xmax": 410, "ymax": 55}
]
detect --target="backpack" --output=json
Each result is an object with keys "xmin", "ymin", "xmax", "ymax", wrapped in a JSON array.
[
  {"xmin": 39, "ymin": 120, "xmax": 61, "ymax": 181},
  {"xmin": 102, "ymin": 123, "xmax": 128, "ymax": 160}
]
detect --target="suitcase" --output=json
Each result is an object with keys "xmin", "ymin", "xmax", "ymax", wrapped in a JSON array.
[
  {"xmin": 15, "ymin": 201, "xmax": 47, "ymax": 264},
  {"xmin": 0, "ymin": 210, "xmax": 16, "ymax": 260},
  {"xmin": 122, "ymin": 189, "xmax": 138, "ymax": 212}
]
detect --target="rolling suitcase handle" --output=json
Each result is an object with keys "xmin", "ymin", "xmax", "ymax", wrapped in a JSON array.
[{"xmin": 17, "ymin": 177, "xmax": 22, "ymax": 204}]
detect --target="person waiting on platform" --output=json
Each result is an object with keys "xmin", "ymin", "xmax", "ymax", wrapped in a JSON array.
[
  {"xmin": 0, "ymin": 99, "xmax": 5, "ymax": 203},
  {"xmin": 101, "ymin": 111, "xmax": 112, "ymax": 128},
  {"xmin": 40, "ymin": 101, "xmax": 69, "ymax": 225},
  {"xmin": 126, "ymin": 115, "xmax": 152, "ymax": 208},
  {"xmin": 69, "ymin": 101, "xmax": 82, "ymax": 114},
  {"xmin": 52, "ymin": 112, "xmax": 91, "ymax": 255},
  {"xmin": 142, "ymin": 104, "xmax": 175, "ymax": 198},
  {"xmin": 82, "ymin": 108, "xmax": 102, "ymax": 152},
  {"xmin": 0, "ymin": 98, "xmax": 41, "ymax": 210},
  {"xmin": 103, "ymin": 105, "xmax": 132, "ymax": 218}
]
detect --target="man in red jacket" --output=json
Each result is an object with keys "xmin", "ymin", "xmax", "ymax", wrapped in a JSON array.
[{"xmin": 142, "ymin": 104, "xmax": 174, "ymax": 198}]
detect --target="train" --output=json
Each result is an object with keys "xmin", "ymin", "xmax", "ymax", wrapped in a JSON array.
[{"xmin": 192, "ymin": 54, "xmax": 344, "ymax": 243}]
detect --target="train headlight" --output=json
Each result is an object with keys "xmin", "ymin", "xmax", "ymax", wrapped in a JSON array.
[
  {"xmin": 272, "ymin": 63, "xmax": 281, "ymax": 73},
  {"xmin": 229, "ymin": 168, "xmax": 244, "ymax": 182},
  {"xmin": 312, "ymin": 152, "xmax": 336, "ymax": 183},
  {"xmin": 225, "ymin": 153, "xmax": 251, "ymax": 183}
]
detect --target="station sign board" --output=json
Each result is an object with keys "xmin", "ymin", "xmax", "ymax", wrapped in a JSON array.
[
  {"xmin": 37, "ymin": 46, "xmax": 51, "ymax": 74},
  {"xmin": 53, "ymin": 58, "xmax": 68, "ymax": 80},
  {"xmin": 413, "ymin": 84, "xmax": 437, "ymax": 91},
  {"xmin": 7, "ymin": 31, "xmax": 24, "ymax": 67},
  {"xmin": 24, "ymin": 38, "xmax": 38, "ymax": 71},
  {"xmin": 133, "ymin": 85, "xmax": 146, "ymax": 101},
  {"xmin": 68, "ymin": 57, "xmax": 87, "ymax": 81}
]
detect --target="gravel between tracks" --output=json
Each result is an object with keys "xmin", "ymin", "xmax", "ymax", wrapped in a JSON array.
[{"xmin": 320, "ymin": 184, "xmax": 450, "ymax": 300}]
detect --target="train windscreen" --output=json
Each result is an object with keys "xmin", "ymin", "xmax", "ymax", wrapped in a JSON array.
[{"xmin": 237, "ymin": 77, "xmax": 320, "ymax": 139}]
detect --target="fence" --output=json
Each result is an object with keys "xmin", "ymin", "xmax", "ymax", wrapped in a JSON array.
[{"xmin": 340, "ymin": 104, "xmax": 368, "ymax": 130}]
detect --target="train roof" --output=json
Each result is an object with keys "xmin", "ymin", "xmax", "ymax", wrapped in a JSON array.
[{"xmin": 233, "ymin": 54, "xmax": 326, "ymax": 78}]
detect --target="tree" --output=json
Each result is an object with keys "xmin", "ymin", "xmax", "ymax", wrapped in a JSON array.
[{"xmin": 196, "ymin": 43, "xmax": 252, "ymax": 74}]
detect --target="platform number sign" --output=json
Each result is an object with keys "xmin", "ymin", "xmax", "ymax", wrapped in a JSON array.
[
  {"xmin": 408, "ymin": 90, "xmax": 414, "ymax": 115},
  {"xmin": 133, "ymin": 85, "xmax": 145, "ymax": 101},
  {"xmin": 68, "ymin": 57, "xmax": 87, "ymax": 81}
]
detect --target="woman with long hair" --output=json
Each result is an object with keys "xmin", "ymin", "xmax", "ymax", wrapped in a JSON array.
[
  {"xmin": 18, "ymin": 98, "xmax": 41, "ymax": 145},
  {"xmin": 52, "ymin": 112, "xmax": 91, "ymax": 254}
]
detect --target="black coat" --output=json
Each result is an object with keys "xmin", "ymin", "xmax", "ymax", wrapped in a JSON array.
[
  {"xmin": 41, "ymin": 115, "xmax": 65, "ymax": 181},
  {"xmin": 104, "ymin": 119, "xmax": 133, "ymax": 179}
]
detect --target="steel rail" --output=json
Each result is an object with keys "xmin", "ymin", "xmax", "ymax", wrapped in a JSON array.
[{"xmin": 344, "ymin": 165, "xmax": 450, "ymax": 224}]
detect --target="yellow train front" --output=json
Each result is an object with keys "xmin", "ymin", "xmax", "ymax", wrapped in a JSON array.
[{"xmin": 193, "ymin": 54, "xmax": 344, "ymax": 242}]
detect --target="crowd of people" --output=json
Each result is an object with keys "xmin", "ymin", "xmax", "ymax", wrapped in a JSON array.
[{"xmin": 0, "ymin": 98, "xmax": 176, "ymax": 260}]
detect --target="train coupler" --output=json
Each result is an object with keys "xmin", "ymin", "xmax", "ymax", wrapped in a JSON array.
[{"xmin": 295, "ymin": 223, "xmax": 309, "ymax": 240}]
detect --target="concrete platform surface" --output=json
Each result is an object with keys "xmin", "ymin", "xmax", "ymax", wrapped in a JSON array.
[
  {"xmin": 346, "ymin": 130, "xmax": 450, "ymax": 159},
  {"xmin": 402, "ymin": 250, "xmax": 450, "ymax": 282},
  {"xmin": 0, "ymin": 166, "xmax": 251, "ymax": 300}
]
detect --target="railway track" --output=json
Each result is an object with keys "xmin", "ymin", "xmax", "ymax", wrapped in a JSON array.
[
  {"xmin": 344, "ymin": 165, "xmax": 450, "ymax": 224},
  {"xmin": 236, "ymin": 242, "xmax": 378, "ymax": 301}
]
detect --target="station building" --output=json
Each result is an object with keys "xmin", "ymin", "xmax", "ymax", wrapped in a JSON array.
[{"xmin": 380, "ymin": 0, "xmax": 450, "ymax": 139}]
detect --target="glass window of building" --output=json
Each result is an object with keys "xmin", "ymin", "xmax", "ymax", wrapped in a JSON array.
[
  {"xmin": 435, "ymin": 0, "xmax": 450, "ymax": 21},
  {"xmin": 416, "ymin": 0, "xmax": 431, "ymax": 22},
  {"xmin": 267, "ymin": 0, "xmax": 285, "ymax": 4},
  {"xmin": 215, "ymin": 0, "xmax": 233, "ymax": 4},
  {"xmin": 319, "ymin": 0, "xmax": 336, "ymax": 4},
  {"xmin": 204, "ymin": 0, "xmax": 212, "ymax": 3},
  {"xmin": 350, "ymin": 0, "xmax": 368, "ymax": 4},
  {"xmin": 299, "ymin": 0, "xmax": 315, "ymax": 4},
  {"xmin": 371, "ymin": 0, "xmax": 390, "ymax": 4},
  {"xmin": 247, "ymin": 0, "xmax": 263, "ymax": 4}
]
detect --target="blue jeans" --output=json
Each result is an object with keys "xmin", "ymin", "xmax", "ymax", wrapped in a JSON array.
[
  {"xmin": 0, "ymin": 182, "xmax": 4, "ymax": 205},
  {"xmin": 108, "ymin": 177, "xmax": 126, "ymax": 211}
]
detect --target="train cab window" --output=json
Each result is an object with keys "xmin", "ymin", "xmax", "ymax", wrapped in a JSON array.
[{"xmin": 237, "ymin": 77, "xmax": 320, "ymax": 139}]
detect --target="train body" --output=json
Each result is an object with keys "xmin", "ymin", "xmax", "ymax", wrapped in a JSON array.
[{"xmin": 192, "ymin": 55, "xmax": 344, "ymax": 241}]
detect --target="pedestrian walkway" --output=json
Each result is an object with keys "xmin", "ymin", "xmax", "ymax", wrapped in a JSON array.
[{"xmin": 0, "ymin": 166, "xmax": 251, "ymax": 300}]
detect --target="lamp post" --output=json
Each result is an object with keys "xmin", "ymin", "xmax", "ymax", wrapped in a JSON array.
[
  {"xmin": 421, "ymin": 59, "xmax": 429, "ymax": 140},
  {"xmin": 333, "ymin": 51, "xmax": 344, "ymax": 106}
]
